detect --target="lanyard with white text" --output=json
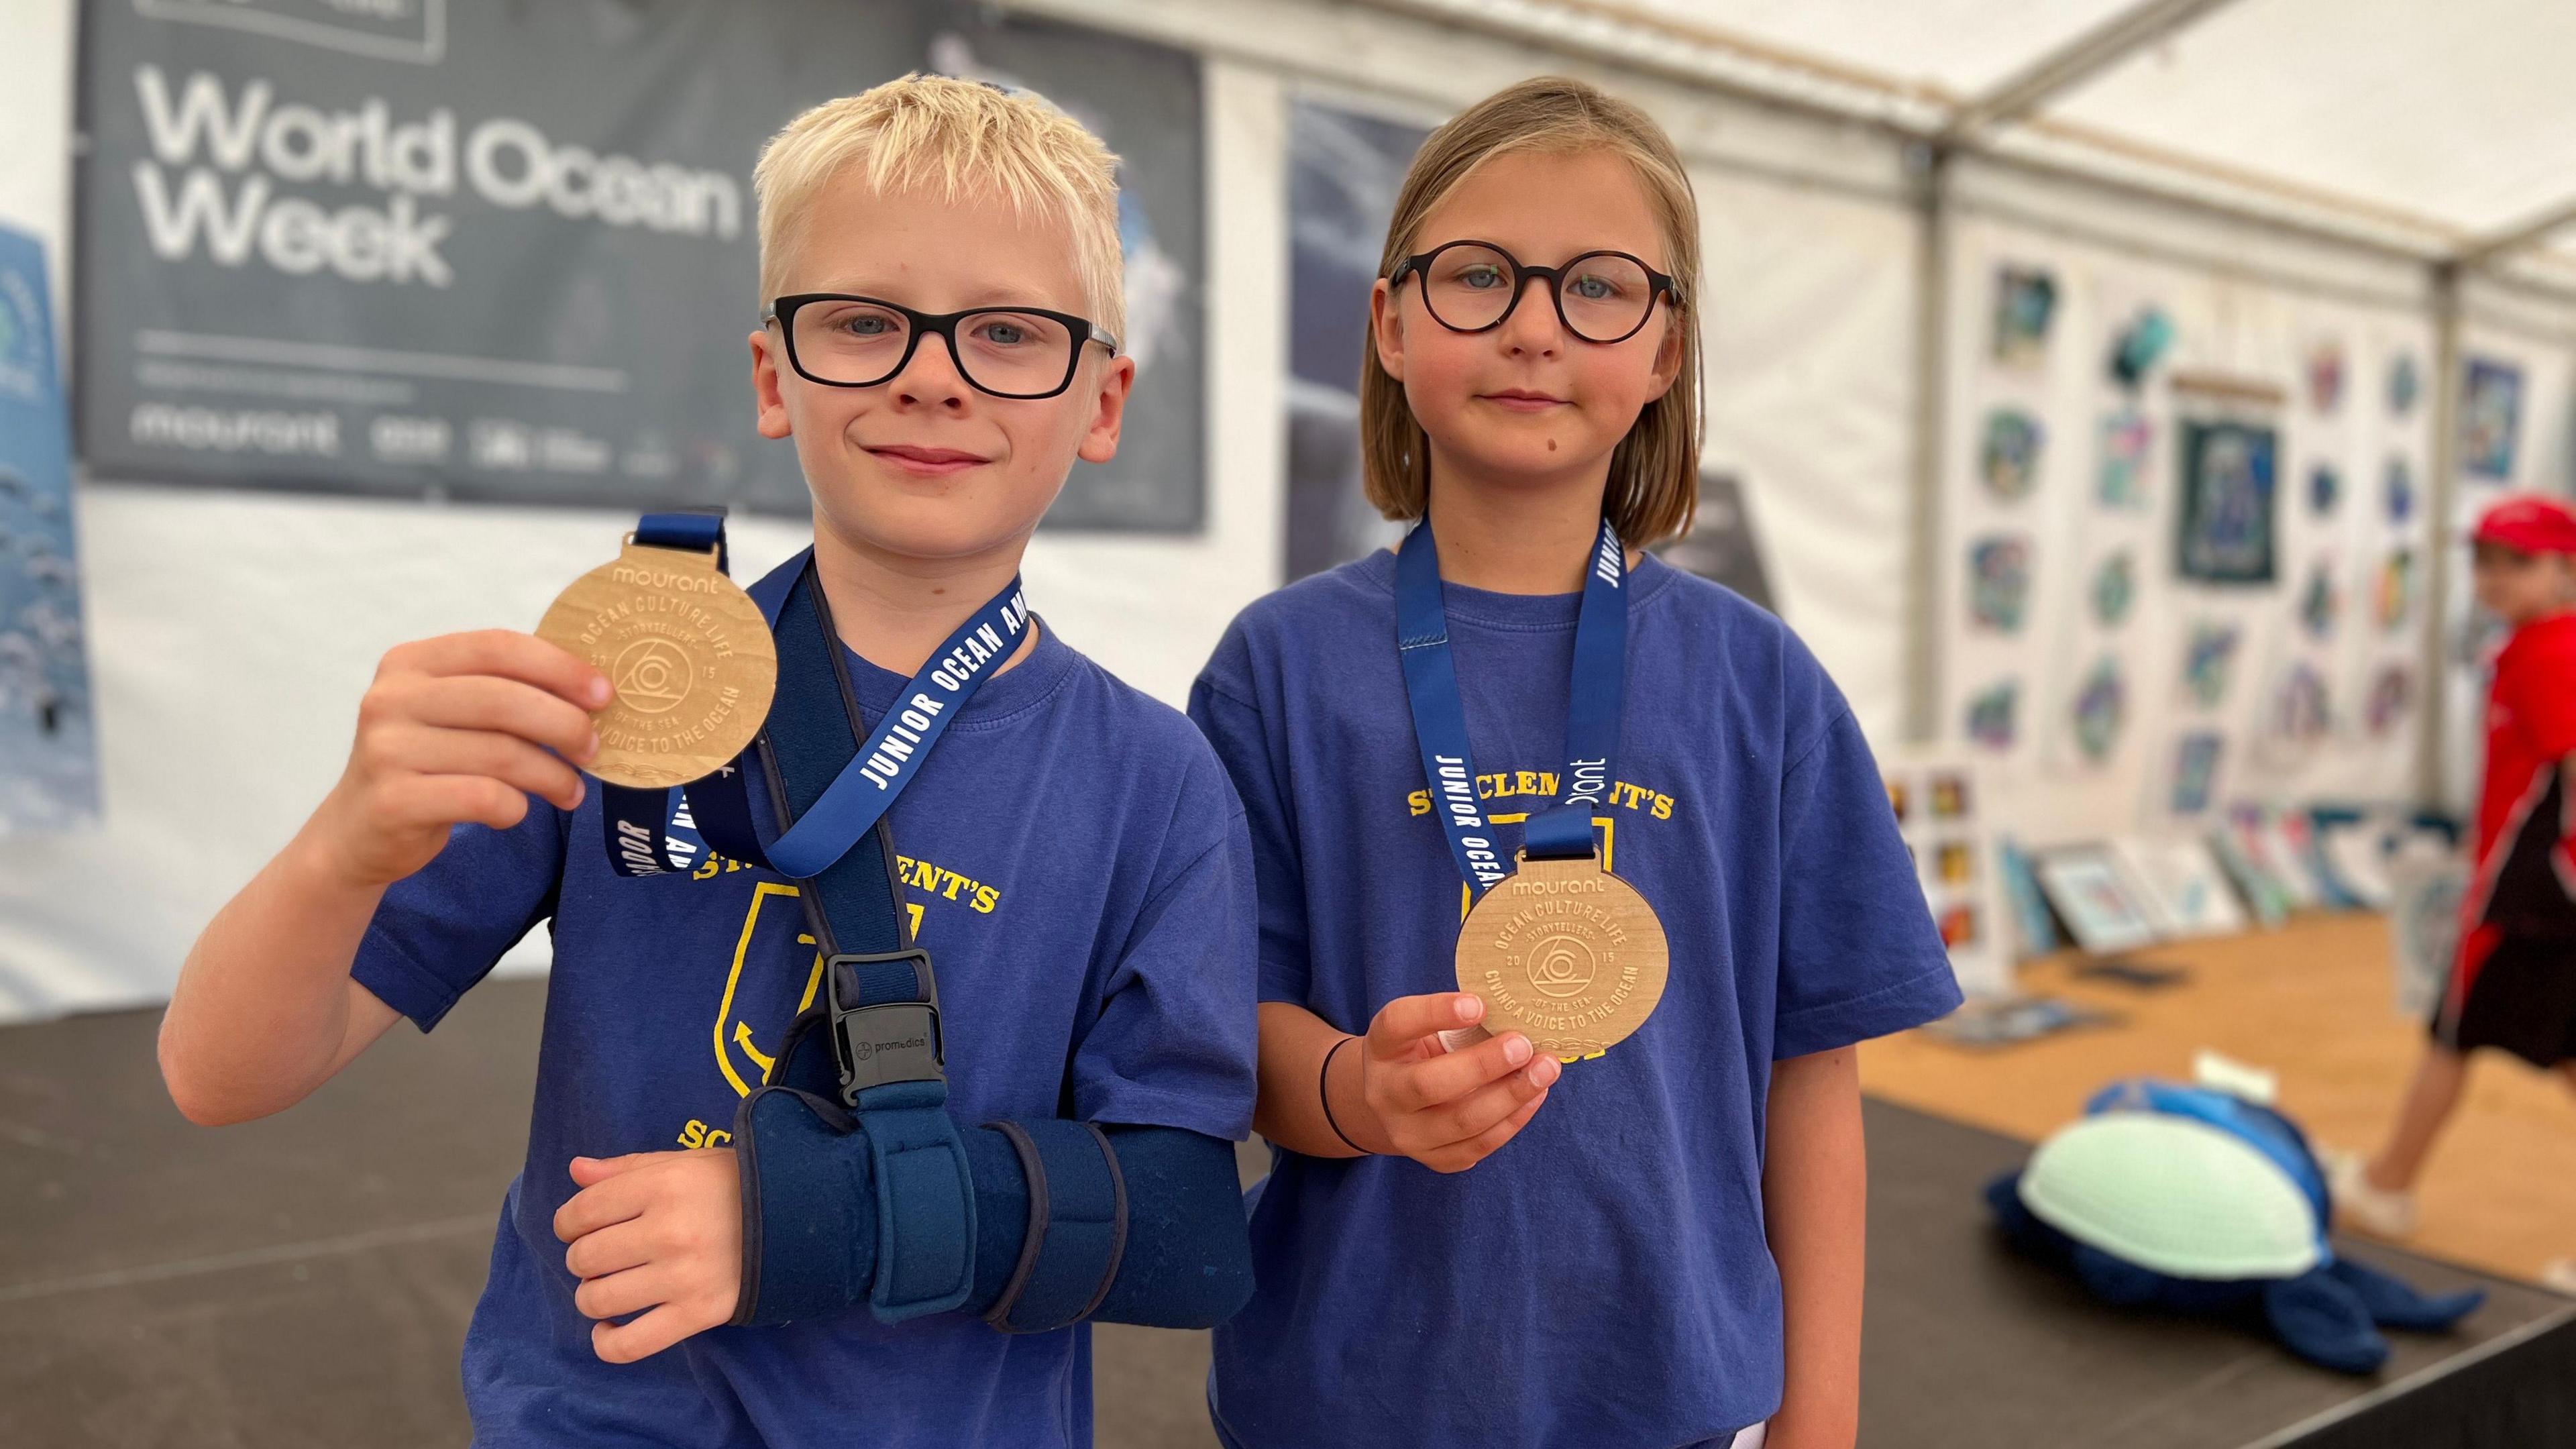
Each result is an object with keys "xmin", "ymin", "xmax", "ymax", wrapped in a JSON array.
[
  {"xmin": 1394, "ymin": 515, "xmax": 1628, "ymax": 900},
  {"xmin": 593, "ymin": 536, "xmax": 1026, "ymax": 883},
  {"xmin": 750, "ymin": 566, "xmax": 1028, "ymax": 879}
]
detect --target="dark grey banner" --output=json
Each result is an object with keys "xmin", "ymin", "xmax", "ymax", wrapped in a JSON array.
[{"xmin": 76, "ymin": 0, "xmax": 1204, "ymax": 529}]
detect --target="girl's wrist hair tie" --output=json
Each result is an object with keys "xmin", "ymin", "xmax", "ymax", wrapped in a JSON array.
[{"xmin": 1320, "ymin": 1034, "xmax": 1369, "ymax": 1155}]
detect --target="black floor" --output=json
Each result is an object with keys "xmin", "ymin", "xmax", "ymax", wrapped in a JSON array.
[{"xmin": 2, "ymin": 978, "xmax": 2566, "ymax": 1448}]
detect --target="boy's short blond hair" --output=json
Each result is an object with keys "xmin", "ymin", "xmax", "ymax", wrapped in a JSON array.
[{"xmin": 753, "ymin": 74, "xmax": 1126, "ymax": 343}]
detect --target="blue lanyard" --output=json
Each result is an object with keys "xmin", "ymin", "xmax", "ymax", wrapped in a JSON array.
[
  {"xmin": 1394, "ymin": 517, "xmax": 1628, "ymax": 900},
  {"xmin": 755, "ymin": 568, "xmax": 1028, "ymax": 879},
  {"xmin": 595, "ymin": 511, "xmax": 729, "ymax": 880},
  {"xmin": 597, "ymin": 529, "xmax": 1027, "ymax": 883}
]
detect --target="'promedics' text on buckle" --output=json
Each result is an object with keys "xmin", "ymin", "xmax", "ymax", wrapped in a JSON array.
[{"xmin": 826, "ymin": 949, "xmax": 945, "ymax": 1107}]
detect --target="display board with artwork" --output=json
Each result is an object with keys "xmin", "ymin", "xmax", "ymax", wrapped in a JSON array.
[
  {"xmin": 1884, "ymin": 755, "xmax": 2015, "ymax": 998},
  {"xmin": 1940, "ymin": 220, "xmax": 2441, "ymax": 846}
]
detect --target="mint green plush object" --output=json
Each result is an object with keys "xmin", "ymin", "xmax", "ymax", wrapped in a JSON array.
[{"xmin": 2016, "ymin": 1114, "xmax": 2324, "ymax": 1281}]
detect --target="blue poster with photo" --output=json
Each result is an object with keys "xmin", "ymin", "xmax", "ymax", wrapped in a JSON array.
[{"xmin": 0, "ymin": 225, "xmax": 99, "ymax": 831}]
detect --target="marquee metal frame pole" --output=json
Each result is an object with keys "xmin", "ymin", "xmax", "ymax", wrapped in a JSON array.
[
  {"xmin": 1939, "ymin": 0, "xmax": 2248, "ymax": 144},
  {"xmin": 2416, "ymin": 262, "xmax": 2465, "ymax": 810},
  {"xmin": 1904, "ymin": 142, "xmax": 1952, "ymax": 745}
]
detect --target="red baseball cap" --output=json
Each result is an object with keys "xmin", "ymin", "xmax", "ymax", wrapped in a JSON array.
[{"xmin": 2469, "ymin": 494, "xmax": 2576, "ymax": 555}]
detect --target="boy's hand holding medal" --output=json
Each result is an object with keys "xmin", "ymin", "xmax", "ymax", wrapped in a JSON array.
[{"xmin": 305, "ymin": 631, "xmax": 608, "ymax": 889}]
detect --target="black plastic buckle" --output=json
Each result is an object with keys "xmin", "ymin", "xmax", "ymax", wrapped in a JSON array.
[{"xmin": 825, "ymin": 949, "xmax": 946, "ymax": 1106}]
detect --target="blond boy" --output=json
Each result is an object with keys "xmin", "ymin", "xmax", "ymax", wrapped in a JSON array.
[{"xmin": 162, "ymin": 76, "xmax": 1258, "ymax": 1446}]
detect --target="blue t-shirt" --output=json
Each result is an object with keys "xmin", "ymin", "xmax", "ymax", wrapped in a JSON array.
[
  {"xmin": 1189, "ymin": 549, "xmax": 1960, "ymax": 1449},
  {"xmin": 353, "ymin": 609, "xmax": 1258, "ymax": 1449}
]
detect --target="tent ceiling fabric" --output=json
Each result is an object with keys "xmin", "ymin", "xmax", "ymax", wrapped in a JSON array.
[
  {"xmin": 1615, "ymin": 0, "xmax": 2146, "ymax": 96},
  {"xmin": 1490, "ymin": 0, "xmax": 2576, "ymax": 266},
  {"xmin": 2048, "ymin": 0, "xmax": 2576, "ymax": 238}
]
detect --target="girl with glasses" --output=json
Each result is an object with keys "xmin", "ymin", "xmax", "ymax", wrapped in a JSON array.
[{"xmin": 1189, "ymin": 76, "xmax": 1960, "ymax": 1449}]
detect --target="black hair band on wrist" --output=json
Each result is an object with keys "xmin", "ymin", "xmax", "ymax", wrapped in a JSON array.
[{"xmin": 1319, "ymin": 1034, "xmax": 1368, "ymax": 1155}]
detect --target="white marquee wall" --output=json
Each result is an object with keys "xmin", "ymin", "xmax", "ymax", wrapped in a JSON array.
[
  {"xmin": 0, "ymin": 0, "xmax": 1923, "ymax": 1020},
  {"xmin": 3, "ymin": 0, "xmax": 2573, "ymax": 1020}
]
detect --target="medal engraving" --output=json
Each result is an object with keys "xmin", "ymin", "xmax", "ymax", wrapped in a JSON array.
[
  {"xmin": 535, "ymin": 539, "xmax": 777, "ymax": 788},
  {"xmin": 1456, "ymin": 851, "xmax": 1668, "ymax": 1057}
]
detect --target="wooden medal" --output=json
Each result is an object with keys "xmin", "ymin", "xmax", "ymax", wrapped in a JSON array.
[
  {"xmin": 1455, "ymin": 851, "xmax": 1669, "ymax": 1059},
  {"xmin": 534, "ymin": 536, "xmax": 777, "ymax": 789}
]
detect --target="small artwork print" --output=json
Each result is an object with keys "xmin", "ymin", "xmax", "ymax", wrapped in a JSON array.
[
  {"xmin": 2462, "ymin": 358, "xmax": 2524, "ymax": 480},
  {"xmin": 2177, "ymin": 419, "xmax": 2278, "ymax": 584},
  {"xmin": 2383, "ymin": 456, "xmax": 2414, "ymax": 524},
  {"xmin": 2271, "ymin": 662, "xmax": 2331, "ymax": 747},
  {"xmin": 2306, "ymin": 340, "xmax": 2345, "ymax": 415},
  {"xmin": 2212, "ymin": 825, "xmax": 2292, "ymax": 928},
  {"xmin": 2308, "ymin": 462, "xmax": 2339, "ymax": 517},
  {"xmin": 2260, "ymin": 810, "xmax": 2326, "ymax": 908},
  {"xmin": 2072, "ymin": 657, "xmax": 2127, "ymax": 763},
  {"xmin": 2035, "ymin": 848, "xmax": 2163, "ymax": 955},
  {"xmin": 2092, "ymin": 551, "xmax": 2137, "ymax": 627},
  {"xmin": 2299, "ymin": 561, "xmax": 2339, "ymax": 641},
  {"xmin": 1968, "ymin": 535, "xmax": 2033, "ymax": 631},
  {"xmin": 2116, "ymin": 838, "xmax": 2250, "ymax": 938},
  {"xmin": 2365, "ymin": 663, "xmax": 2413, "ymax": 737},
  {"xmin": 1966, "ymin": 682, "xmax": 2019, "ymax": 751},
  {"xmin": 2388, "ymin": 354, "xmax": 2420, "ymax": 418},
  {"xmin": 2098, "ymin": 409, "xmax": 2153, "ymax": 510},
  {"xmin": 1999, "ymin": 839, "xmax": 2059, "ymax": 957},
  {"xmin": 2388, "ymin": 851, "xmax": 2465, "ymax": 1018},
  {"xmin": 1937, "ymin": 841, "xmax": 1976, "ymax": 885},
  {"xmin": 1981, "ymin": 408, "xmax": 2045, "ymax": 501},
  {"xmin": 2376, "ymin": 549, "xmax": 2416, "ymax": 632},
  {"xmin": 1992, "ymin": 266, "xmax": 2057, "ymax": 366},
  {"xmin": 1931, "ymin": 773, "xmax": 1971, "ymax": 819},
  {"xmin": 2182, "ymin": 622, "xmax": 2240, "ymax": 708},
  {"xmin": 2110, "ymin": 306, "xmax": 2175, "ymax": 388},
  {"xmin": 2171, "ymin": 731, "xmax": 2223, "ymax": 814},
  {"xmin": 1939, "ymin": 904, "xmax": 1980, "ymax": 949}
]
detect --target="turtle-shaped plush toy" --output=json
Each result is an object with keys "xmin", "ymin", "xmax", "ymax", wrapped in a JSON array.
[{"xmin": 1986, "ymin": 1077, "xmax": 2483, "ymax": 1374}]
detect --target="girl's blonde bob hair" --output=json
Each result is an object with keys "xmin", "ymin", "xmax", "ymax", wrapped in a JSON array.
[{"xmin": 1360, "ymin": 76, "xmax": 1703, "ymax": 548}]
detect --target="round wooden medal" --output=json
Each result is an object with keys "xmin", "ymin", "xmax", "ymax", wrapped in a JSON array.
[
  {"xmin": 534, "ymin": 537, "xmax": 777, "ymax": 788},
  {"xmin": 1454, "ymin": 851, "xmax": 1669, "ymax": 1059}
]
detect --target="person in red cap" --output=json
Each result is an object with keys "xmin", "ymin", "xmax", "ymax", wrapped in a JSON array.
[{"xmin": 2335, "ymin": 493, "xmax": 2576, "ymax": 1288}]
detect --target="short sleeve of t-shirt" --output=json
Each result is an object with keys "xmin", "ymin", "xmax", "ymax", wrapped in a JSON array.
[
  {"xmin": 2506, "ymin": 623, "xmax": 2576, "ymax": 761},
  {"xmin": 1772, "ymin": 704, "xmax": 1963, "ymax": 1059},
  {"xmin": 350, "ymin": 810, "xmax": 566, "ymax": 1031},
  {"xmin": 1069, "ymin": 751, "xmax": 1261, "ymax": 1141},
  {"xmin": 1188, "ymin": 659, "xmax": 1311, "ymax": 1006}
]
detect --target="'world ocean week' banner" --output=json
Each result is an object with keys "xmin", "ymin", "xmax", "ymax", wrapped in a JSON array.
[{"xmin": 77, "ymin": 0, "xmax": 1205, "ymax": 529}]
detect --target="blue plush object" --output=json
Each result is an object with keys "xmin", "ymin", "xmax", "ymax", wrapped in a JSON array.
[{"xmin": 1987, "ymin": 1079, "xmax": 2483, "ymax": 1374}]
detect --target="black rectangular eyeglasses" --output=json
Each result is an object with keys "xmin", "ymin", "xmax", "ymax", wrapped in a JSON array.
[{"xmin": 763, "ymin": 293, "xmax": 1119, "ymax": 400}]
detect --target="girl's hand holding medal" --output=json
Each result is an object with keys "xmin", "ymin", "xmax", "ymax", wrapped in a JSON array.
[{"xmin": 1330, "ymin": 991, "xmax": 1560, "ymax": 1173}]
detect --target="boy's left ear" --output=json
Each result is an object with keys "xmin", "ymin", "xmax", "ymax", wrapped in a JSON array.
[{"xmin": 1077, "ymin": 353, "xmax": 1138, "ymax": 465}]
